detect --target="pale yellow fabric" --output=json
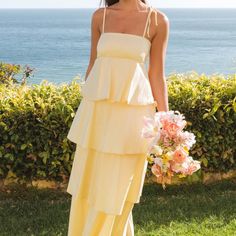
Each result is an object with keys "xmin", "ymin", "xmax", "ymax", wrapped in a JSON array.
[
  {"xmin": 66, "ymin": 5, "xmax": 158, "ymax": 236},
  {"xmin": 68, "ymin": 196, "xmax": 135, "ymax": 236}
]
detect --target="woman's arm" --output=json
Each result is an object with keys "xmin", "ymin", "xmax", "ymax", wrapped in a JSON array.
[
  {"xmin": 148, "ymin": 10, "xmax": 170, "ymax": 112},
  {"xmin": 84, "ymin": 8, "xmax": 103, "ymax": 81}
]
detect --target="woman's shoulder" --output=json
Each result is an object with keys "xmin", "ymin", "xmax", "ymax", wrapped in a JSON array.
[
  {"xmin": 93, "ymin": 3, "xmax": 120, "ymax": 15},
  {"xmin": 151, "ymin": 7, "xmax": 169, "ymax": 26},
  {"xmin": 89, "ymin": 7, "xmax": 106, "ymax": 34},
  {"xmin": 92, "ymin": 7, "xmax": 105, "ymax": 19}
]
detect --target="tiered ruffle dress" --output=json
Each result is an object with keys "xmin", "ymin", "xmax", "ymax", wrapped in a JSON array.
[{"xmin": 66, "ymin": 5, "xmax": 158, "ymax": 236}]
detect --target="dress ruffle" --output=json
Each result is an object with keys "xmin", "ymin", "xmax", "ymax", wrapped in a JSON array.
[
  {"xmin": 66, "ymin": 143, "xmax": 148, "ymax": 215},
  {"xmin": 67, "ymin": 97, "xmax": 155, "ymax": 213},
  {"xmin": 67, "ymin": 98, "xmax": 156, "ymax": 154},
  {"xmin": 81, "ymin": 57, "xmax": 155, "ymax": 106}
]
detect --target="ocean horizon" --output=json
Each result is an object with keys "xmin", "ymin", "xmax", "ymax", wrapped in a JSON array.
[{"xmin": 0, "ymin": 8, "xmax": 235, "ymax": 85}]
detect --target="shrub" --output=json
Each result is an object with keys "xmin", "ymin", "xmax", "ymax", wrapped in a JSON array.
[
  {"xmin": 167, "ymin": 72, "xmax": 236, "ymax": 172},
  {"xmin": 0, "ymin": 79, "xmax": 82, "ymax": 181},
  {"xmin": 0, "ymin": 72, "xmax": 235, "ymax": 182},
  {"xmin": 0, "ymin": 62, "xmax": 34, "ymax": 85}
]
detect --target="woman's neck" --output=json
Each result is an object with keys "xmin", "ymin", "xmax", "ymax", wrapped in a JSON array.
[{"xmin": 117, "ymin": 0, "xmax": 147, "ymax": 11}]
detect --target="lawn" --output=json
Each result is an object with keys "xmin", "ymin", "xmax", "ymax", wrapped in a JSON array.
[{"xmin": 0, "ymin": 178, "xmax": 235, "ymax": 236}]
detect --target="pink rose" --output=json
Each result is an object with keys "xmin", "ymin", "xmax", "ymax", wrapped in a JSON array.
[{"xmin": 173, "ymin": 148, "xmax": 187, "ymax": 164}]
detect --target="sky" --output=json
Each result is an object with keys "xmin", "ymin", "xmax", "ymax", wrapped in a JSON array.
[{"xmin": 0, "ymin": 0, "xmax": 236, "ymax": 9}]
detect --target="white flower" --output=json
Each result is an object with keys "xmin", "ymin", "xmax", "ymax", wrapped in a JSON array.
[
  {"xmin": 152, "ymin": 145, "xmax": 163, "ymax": 156},
  {"xmin": 154, "ymin": 157, "xmax": 163, "ymax": 168}
]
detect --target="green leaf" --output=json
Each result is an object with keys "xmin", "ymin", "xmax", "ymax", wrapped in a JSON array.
[{"xmin": 20, "ymin": 144, "xmax": 27, "ymax": 150}]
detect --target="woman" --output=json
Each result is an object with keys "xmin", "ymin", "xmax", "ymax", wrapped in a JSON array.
[{"xmin": 66, "ymin": 0, "xmax": 169, "ymax": 235}]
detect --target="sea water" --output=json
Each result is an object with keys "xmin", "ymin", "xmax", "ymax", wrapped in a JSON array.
[{"xmin": 0, "ymin": 8, "xmax": 235, "ymax": 85}]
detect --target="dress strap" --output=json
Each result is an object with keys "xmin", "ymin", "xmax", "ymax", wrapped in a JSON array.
[
  {"xmin": 102, "ymin": 6, "xmax": 107, "ymax": 33},
  {"xmin": 142, "ymin": 6, "xmax": 158, "ymax": 38}
]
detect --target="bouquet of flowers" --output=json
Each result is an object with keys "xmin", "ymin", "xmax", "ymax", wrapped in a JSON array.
[{"xmin": 141, "ymin": 110, "xmax": 201, "ymax": 189}]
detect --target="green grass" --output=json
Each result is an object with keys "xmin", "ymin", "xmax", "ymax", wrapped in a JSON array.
[
  {"xmin": 134, "ymin": 179, "xmax": 236, "ymax": 236},
  {"xmin": 0, "ymin": 179, "xmax": 235, "ymax": 236}
]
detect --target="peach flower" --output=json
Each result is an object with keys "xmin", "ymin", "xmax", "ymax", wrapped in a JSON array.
[
  {"xmin": 172, "ymin": 147, "xmax": 188, "ymax": 164},
  {"xmin": 151, "ymin": 164, "xmax": 162, "ymax": 177}
]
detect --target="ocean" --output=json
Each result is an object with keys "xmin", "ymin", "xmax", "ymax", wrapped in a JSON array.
[{"xmin": 0, "ymin": 8, "xmax": 236, "ymax": 85}]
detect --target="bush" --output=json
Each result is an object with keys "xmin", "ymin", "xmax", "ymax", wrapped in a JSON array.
[
  {"xmin": 0, "ymin": 72, "xmax": 235, "ymax": 182},
  {"xmin": 0, "ymin": 79, "xmax": 82, "ymax": 181},
  {"xmin": 167, "ymin": 72, "xmax": 236, "ymax": 172},
  {"xmin": 0, "ymin": 62, "xmax": 34, "ymax": 85}
]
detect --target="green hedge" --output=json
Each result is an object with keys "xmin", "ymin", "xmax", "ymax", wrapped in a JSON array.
[
  {"xmin": 0, "ymin": 73, "xmax": 235, "ymax": 182},
  {"xmin": 0, "ymin": 79, "xmax": 82, "ymax": 181},
  {"xmin": 168, "ymin": 72, "xmax": 236, "ymax": 172}
]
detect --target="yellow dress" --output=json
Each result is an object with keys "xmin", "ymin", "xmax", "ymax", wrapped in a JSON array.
[{"xmin": 66, "ymin": 5, "xmax": 158, "ymax": 236}]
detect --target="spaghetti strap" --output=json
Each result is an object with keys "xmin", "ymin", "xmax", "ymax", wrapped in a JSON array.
[
  {"xmin": 142, "ymin": 6, "xmax": 158, "ymax": 38},
  {"xmin": 102, "ymin": 6, "xmax": 107, "ymax": 33}
]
